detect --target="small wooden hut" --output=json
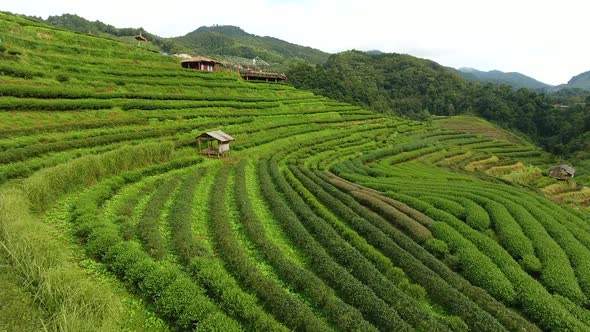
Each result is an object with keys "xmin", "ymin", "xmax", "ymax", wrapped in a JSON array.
[
  {"xmin": 181, "ymin": 56, "xmax": 220, "ymax": 72},
  {"xmin": 134, "ymin": 32, "xmax": 147, "ymax": 46},
  {"xmin": 196, "ymin": 130, "xmax": 235, "ymax": 158},
  {"xmin": 549, "ymin": 164, "xmax": 575, "ymax": 180}
]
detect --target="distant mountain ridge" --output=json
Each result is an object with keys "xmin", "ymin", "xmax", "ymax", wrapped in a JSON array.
[
  {"xmin": 566, "ymin": 70, "xmax": 590, "ymax": 90},
  {"xmin": 456, "ymin": 67, "xmax": 552, "ymax": 91},
  {"xmin": 34, "ymin": 14, "xmax": 590, "ymax": 92},
  {"xmin": 172, "ymin": 25, "xmax": 330, "ymax": 68},
  {"xmin": 38, "ymin": 14, "xmax": 329, "ymax": 70}
]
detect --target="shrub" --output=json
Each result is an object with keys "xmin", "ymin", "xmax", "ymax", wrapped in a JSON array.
[
  {"xmin": 259, "ymin": 161, "xmax": 415, "ymax": 331},
  {"xmin": 209, "ymin": 166, "xmax": 331, "ymax": 332},
  {"xmin": 55, "ymin": 74, "xmax": 69, "ymax": 82},
  {"xmin": 137, "ymin": 177, "xmax": 179, "ymax": 260},
  {"xmin": 424, "ymin": 238, "xmax": 450, "ymax": 258},
  {"xmin": 312, "ymin": 172, "xmax": 531, "ymax": 332},
  {"xmin": 234, "ymin": 160, "xmax": 377, "ymax": 332},
  {"xmin": 350, "ymin": 190, "xmax": 432, "ymax": 242},
  {"xmin": 431, "ymin": 222, "xmax": 516, "ymax": 304}
]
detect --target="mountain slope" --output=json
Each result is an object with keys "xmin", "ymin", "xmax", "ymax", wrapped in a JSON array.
[
  {"xmin": 1, "ymin": 11, "xmax": 590, "ymax": 332},
  {"xmin": 566, "ymin": 70, "xmax": 590, "ymax": 90},
  {"xmin": 287, "ymin": 50, "xmax": 590, "ymax": 160},
  {"xmin": 288, "ymin": 50, "xmax": 468, "ymax": 118},
  {"xmin": 172, "ymin": 25, "xmax": 329, "ymax": 68},
  {"xmin": 457, "ymin": 67, "xmax": 552, "ymax": 90},
  {"xmin": 42, "ymin": 13, "xmax": 181, "ymax": 53},
  {"xmin": 38, "ymin": 14, "xmax": 329, "ymax": 69}
]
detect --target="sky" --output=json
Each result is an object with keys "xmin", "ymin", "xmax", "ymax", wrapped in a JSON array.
[{"xmin": 3, "ymin": 0, "xmax": 589, "ymax": 85}]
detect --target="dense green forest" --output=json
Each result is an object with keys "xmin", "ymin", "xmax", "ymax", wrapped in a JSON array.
[{"xmin": 287, "ymin": 51, "xmax": 590, "ymax": 159}]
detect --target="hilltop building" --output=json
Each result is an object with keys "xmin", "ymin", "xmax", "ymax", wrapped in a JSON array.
[{"xmin": 181, "ymin": 56, "xmax": 220, "ymax": 72}]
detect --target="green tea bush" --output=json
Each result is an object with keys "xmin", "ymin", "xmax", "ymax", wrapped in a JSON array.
[
  {"xmin": 209, "ymin": 167, "xmax": 331, "ymax": 332},
  {"xmin": 283, "ymin": 166, "xmax": 447, "ymax": 331},
  {"xmin": 260, "ymin": 161, "xmax": 414, "ymax": 331},
  {"xmin": 137, "ymin": 177, "xmax": 179, "ymax": 259},
  {"xmin": 234, "ymin": 161, "xmax": 377, "ymax": 332},
  {"xmin": 484, "ymin": 201, "xmax": 538, "ymax": 265},
  {"xmin": 351, "ymin": 190, "xmax": 432, "ymax": 242},
  {"xmin": 310, "ymin": 172, "xmax": 523, "ymax": 332},
  {"xmin": 431, "ymin": 222, "xmax": 516, "ymax": 304}
]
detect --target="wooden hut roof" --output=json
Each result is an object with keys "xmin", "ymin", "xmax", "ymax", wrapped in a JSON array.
[
  {"xmin": 181, "ymin": 56, "xmax": 220, "ymax": 64},
  {"xmin": 549, "ymin": 164, "xmax": 575, "ymax": 175},
  {"xmin": 196, "ymin": 130, "xmax": 235, "ymax": 143}
]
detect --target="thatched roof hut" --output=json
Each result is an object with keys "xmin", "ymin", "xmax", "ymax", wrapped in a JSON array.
[
  {"xmin": 549, "ymin": 164, "xmax": 575, "ymax": 180},
  {"xmin": 196, "ymin": 130, "xmax": 235, "ymax": 158}
]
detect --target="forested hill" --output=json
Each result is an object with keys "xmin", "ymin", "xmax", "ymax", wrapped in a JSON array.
[
  {"xmin": 172, "ymin": 25, "xmax": 330, "ymax": 68},
  {"xmin": 42, "ymin": 14, "xmax": 179, "ymax": 53},
  {"xmin": 287, "ymin": 50, "xmax": 590, "ymax": 158},
  {"xmin": 288, "ymin": 50, "xmax": 467, "ymax": 119},
  {"xmin": 456, "ymin": 67, "xmax": 552, "ymax": 91}
]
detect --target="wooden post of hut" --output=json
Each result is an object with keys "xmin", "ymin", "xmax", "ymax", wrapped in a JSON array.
[
  {"xmin": 134, "ymin": 32, "xmax": 147, "ymax": 46},
  {"xmin": 196, "ymin": 130, "xmax": 235, "ymax": 158}
]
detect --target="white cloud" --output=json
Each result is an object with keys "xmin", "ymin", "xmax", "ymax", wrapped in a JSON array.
[{"xmin": 3, "ymin": 0, "xmax": 588, "ymax": 85}]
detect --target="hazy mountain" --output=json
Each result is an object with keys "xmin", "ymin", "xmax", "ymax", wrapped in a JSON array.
[
  {"xmin": 566, "ymin": 70, "xmax": 590, "ymax": 91},
  {"xmin": 457, "ymin": 67, "xmax": 552, "ymax": 91}
]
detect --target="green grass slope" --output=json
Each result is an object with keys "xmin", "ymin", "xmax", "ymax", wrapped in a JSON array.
[
  {"xmin": 36, "ymin": 13, "xmax": 330, "ymax": 70},
  {"xmin": 1, "ymin": 11, "xmax": 589, "ymax": 332}
]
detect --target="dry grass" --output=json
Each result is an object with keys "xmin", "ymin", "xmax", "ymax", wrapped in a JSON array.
[{"xmin": 0, "ymin": 189, "xmax": 123, "ymax": 331}]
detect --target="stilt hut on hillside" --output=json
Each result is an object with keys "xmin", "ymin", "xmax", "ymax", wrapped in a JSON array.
[
  {"xmin": 196, "ymin": 130, "xmax": 235, "ymax": 158},
  {"xmin": 180, "ymin": 56, "xmax": 220, "ymax": 72},
  {"xmin": 240, "ymin": 69, "xmax": 287, "ymax": 82}
]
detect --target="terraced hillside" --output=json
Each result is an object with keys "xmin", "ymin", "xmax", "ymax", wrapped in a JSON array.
[{"xmin": 1, "ymin": 12, "xmax": 590, "ymax": 331}]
